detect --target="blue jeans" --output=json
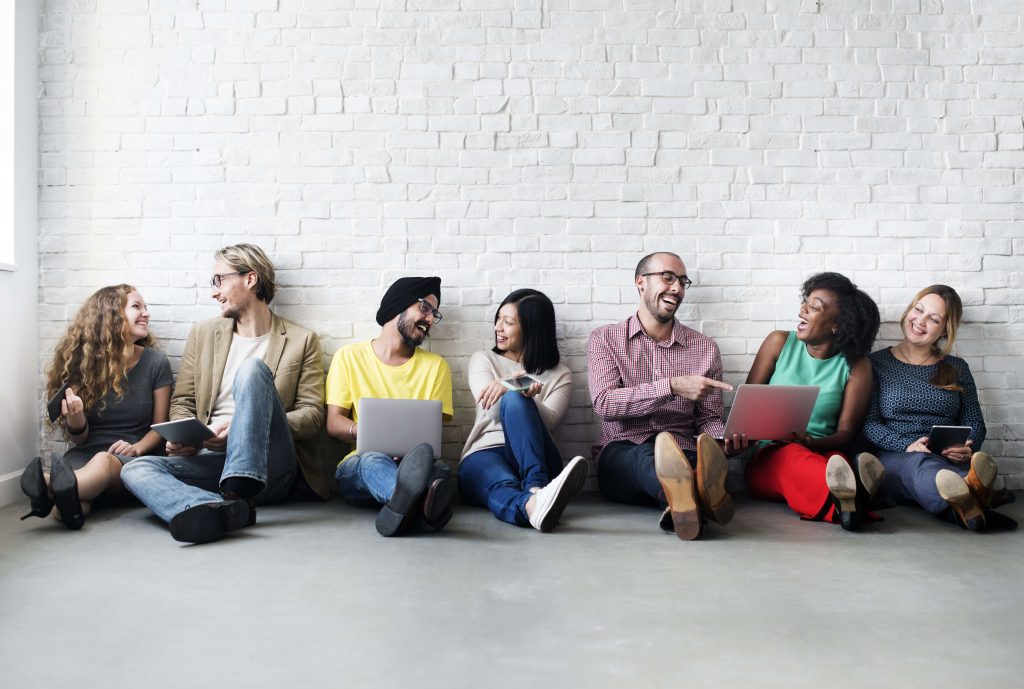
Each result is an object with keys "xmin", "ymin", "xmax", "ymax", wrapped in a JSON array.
[
  {"xmin": 121, "ymin": 359, "xmax": 299, "ymax": 523},
  {"xmin": 874, "ymin": 451, "xmax": 969, "ymax": 517},
  {"xmin": 336, "ymin": 452, "xmax": 450, "ymax": 506},
  {"xmin": 596, "ymin": 439, "xmax": 697, "ymax": 507},
  {"xmin": 458, "ymin": 392, "xmax": 563, "ymax": 526}
]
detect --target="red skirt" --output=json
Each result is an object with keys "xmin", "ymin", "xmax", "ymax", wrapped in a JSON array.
[{"xmin": 745, "ymin": 443, "xmax": 843, "ymax": 523}]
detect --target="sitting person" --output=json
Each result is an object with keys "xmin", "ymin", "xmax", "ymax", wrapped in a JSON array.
[
  {"xmin": 587, "ymin": 251, "xmax": 736, "ymax": 541},
  {"xmin": 327, "ymin": 276, "xmax": 456, "ymax": 537},
  {"xmin": 121, "ymin": 244, "xmax": 326, "ymax": 544},
  {"xmin": 458, "ymin": 289, "xmax": 588, "ymax": 532},
  {"xmin": 743, "ymin": 272, "xmax": 886, "ymax": 531},
  {"xmin": 20, "ymin": 285, "xmax": 172, "ymax": 530},
  {"xmin": 862, "ymin": 285, "xmax": 1016, "ymax": 531}
]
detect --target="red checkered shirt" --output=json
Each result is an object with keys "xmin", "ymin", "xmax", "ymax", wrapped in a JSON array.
[{"xmin": 588, "ymin": 314, "xmax": 726, "ymax": 462}]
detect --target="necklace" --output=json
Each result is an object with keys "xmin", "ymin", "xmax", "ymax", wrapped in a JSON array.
[{"xmin": 896, "ymin": 342, "xmax": 935, "ymax": 366}]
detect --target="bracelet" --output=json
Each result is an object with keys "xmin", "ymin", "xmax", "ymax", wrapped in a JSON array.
[
  {"xmin": 349, "ymin": 423, "xmax": 357, "ymax": 440},
  {"xmin": 66, "ymin": 421, "xmax": 88, "ymax": 435}
]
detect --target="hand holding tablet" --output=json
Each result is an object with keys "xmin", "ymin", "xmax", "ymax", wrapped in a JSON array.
[{"xmin": 151, "ymin": 418, "xmax": 216, "ymax": 448}]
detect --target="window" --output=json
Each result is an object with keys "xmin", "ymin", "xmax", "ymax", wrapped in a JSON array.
[{"xmin": 0, "ymin": 4, "xmax": 14, "ymax": 269}]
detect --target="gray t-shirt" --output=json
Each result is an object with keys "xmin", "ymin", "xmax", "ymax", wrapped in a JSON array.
[{"xmin": 62, "ymin": 347, "xmax": 174, "ymax": 464}]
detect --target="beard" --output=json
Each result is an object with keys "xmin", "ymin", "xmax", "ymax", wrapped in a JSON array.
[
  {"xmin": 397, "ymin": 311, "xmax": 428, "ymax": 348},
  {"xmin": 643, "ymin": 288, "xmax": 677, "ymax": 324}
]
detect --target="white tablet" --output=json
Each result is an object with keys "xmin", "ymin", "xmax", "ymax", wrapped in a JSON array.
[
  {"xmin": 721, "ymin": 384, "xmax": 820, "ymax": 442},
  {"xmin": 151, "ymin": 418, "xmax": 216, "ymax": 447}
]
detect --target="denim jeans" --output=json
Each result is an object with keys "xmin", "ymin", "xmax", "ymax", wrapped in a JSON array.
[
  {"xmin": 596, "ymin": 439, "xmax": 696, "ymax": 507},
  {"xmin": 874, "ymin": 451, "xmax": 969, "ymax": 517},
  {"xmin": 121, "ymin": 358, "xmax": 298, "ymax": 523},
  {"xmin": 336, "ymin": 452, "xmax": 451, "ymax": 506},
  {"xmin": 458, "ymin": 392, "xmax": 563, "ymax": 526}
]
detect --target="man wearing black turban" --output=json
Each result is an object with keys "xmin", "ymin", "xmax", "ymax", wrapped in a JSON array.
[{"xmin": 325, "ymin": 276, "xmax": 455, "ymax": 536}]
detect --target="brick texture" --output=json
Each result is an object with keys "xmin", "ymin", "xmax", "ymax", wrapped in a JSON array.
[{"xmin": 37, "ymin": 1, "xmax": 1024, "ymax": 488}]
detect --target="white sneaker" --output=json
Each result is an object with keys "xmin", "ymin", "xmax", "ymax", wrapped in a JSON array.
[{"xmin": 528, "ymin": 456, "xmax": 589, "ymax": 533}]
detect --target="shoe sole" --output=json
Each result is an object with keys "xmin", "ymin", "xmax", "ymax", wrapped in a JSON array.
[
  {"xmin": 654, "ymin": 433, "xmax": 701, "ymax": 541},
  {"xmin": 966, "ymin": 452, "xmax": 997, "ymax": 509},
  {"xmin": 936, "ymin": 469, "xmax": 985, "ymax": 529},
  {"xmin": 49, "ymin": 457, "xmax": 84, "ymax": 531},
  {"xmin": 535, "ymin": 457, "xmax": 589, "ymax": 533},
  {"xmin": 423, "ymin": 477, "xmax": 456, "ymax": 532},
  {"xmin": 696, "ymin": 433, "xmax": 734, "ymax": 525},
  {"xmin": 20, "ymin": 457, "xmax": 54, "ymax": 521},
  {"xmin": 856, "ymin": 452, "xmax": 886, "ymax": 498},
  {"xmin": 825, "ymin": 455, "xmax": 857, "ymax": 514},
  {"xmin": 376, "ymin": 449, "xmax": 433, "ymax": 537},
  {"xmin": 169, "ymin": 501, "xmax": 251, "ymax": 544}
]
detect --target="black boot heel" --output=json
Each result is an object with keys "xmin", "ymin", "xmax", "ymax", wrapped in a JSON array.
[
  {"xmin": 50, "ymin": 455, "xmax": 85, "ymax": 530},
  {"xmin": 20, "ymin": 457, "xmax": 54, "ymax": 520}
]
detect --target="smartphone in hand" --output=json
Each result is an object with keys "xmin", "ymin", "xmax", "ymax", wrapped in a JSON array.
[
  {"xmin": 47, "ymin": 382, "xmax": 71, "ymax": 423},
  {"xmin": 501, "ymin": 374, "xmax": 542, "ymax": 392}
]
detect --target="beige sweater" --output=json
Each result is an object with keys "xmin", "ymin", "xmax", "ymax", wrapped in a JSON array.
[{"xmin": 459, "ymin": 350, "xmax": 573, "ymax": 461}]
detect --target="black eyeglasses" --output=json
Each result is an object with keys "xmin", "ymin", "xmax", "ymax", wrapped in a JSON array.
[
  {"xmin": 416, "ymin": 298, "xmax": 443, "ymax": 322},
  {"xmin": 210, "ymin": 271, "xmax": 251, "ymax": 288},
  {"xmin": 640, "ymin": 271, "xmax": 693, "ymax": 288}
]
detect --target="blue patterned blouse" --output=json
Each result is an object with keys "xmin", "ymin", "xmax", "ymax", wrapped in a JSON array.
[{"xmin": 863, "ymin": 347, "xmax": 986, "ymax": 453}]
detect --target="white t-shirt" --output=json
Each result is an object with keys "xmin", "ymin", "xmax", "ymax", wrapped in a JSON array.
[{"xmin": 209, "ymin": 332, "xmax": 270, "ymax": 429}]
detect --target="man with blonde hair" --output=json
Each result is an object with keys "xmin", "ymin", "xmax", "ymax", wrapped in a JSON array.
[{"xmin": 122, "ymin": 243, "xmax": 325, "ymax": 544}]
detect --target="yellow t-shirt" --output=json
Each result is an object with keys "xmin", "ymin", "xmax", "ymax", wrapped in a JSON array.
[{"xmin": 326, "ymin": 340, "xmax": 453, "ymax": 462}]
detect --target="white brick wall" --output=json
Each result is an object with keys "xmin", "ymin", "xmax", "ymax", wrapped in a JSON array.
[{"xmin": 37, "ymin": 1, "xmax": 1024, "ymax": 488}]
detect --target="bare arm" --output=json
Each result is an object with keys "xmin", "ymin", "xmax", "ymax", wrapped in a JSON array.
[
  {"xmin": 326, "ymin": 404, "xmax": 357, "ymax": 443},
  {"xmin": 745, "ymin": 330, "xmax": 788, "ymax": 385},
  {"xmin": 804, "ymin": 357, "xmax": 873, "ymax": 453}
]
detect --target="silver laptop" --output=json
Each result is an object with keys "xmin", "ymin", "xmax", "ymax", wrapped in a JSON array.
[
  {"xmin": 721, "ymin": 384, "xmax": 820, "ymax": 441},
  {"xmin": 355, "ymin": 398, "xmax": 443, "ymax": 459}
]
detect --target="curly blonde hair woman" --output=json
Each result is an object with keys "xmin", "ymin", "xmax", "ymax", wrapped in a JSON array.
[{"xmin": 20, "ymin": 285, "xmax": 173, "ymax": 530}]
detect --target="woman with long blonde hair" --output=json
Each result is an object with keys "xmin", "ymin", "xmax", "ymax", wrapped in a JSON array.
[
  {"xmin": 20, "ymin": 285, "xmax": 173, "ymax": 530},
  {"xmin": 862, "ymin": 285, "xmax": 1015, "ymax": 531}
]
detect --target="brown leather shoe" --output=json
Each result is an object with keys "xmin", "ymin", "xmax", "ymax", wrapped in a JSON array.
[
  {"xmin": 936, "ymin": 470, "xmax": 986, "ymax": 531},
  {"xmin": 654, "ymin": 433, "xmax": 701, "ymax": 541},
  {"xmin": 964, "ymin": 452, "xmax": 997, "ymax": 510},
  {"xmin": 695, "ymin": 433, "xmax": 734, "ymax": 525}
]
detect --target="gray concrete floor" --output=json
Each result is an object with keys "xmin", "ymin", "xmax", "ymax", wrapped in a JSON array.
[{"xmin": 1, "ymin": 494, "xmax": 1022, "ymax": 689}]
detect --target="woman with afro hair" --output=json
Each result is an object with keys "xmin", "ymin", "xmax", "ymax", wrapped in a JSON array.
[{"xmin": 738, "ymin": 272, "xmax": 884, "ymax": 530}]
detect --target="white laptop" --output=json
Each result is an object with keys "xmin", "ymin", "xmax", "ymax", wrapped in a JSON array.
[
  {"xmin": 355, "ymin": 398, "xmax": 443, "ymax": 459},
  {"xmin": 719, "ymin": 384, "xmax": 820, "ymax": 441}
]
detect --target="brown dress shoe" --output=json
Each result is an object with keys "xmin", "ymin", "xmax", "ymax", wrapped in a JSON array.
[
  {"xmin": 964, "ymin": 452, "xmax": 997, "ymax": 510},
  {"xmin": 654, "ymin": 433, "xmax": 702, "ymax": 541},
  {"xmin": 936, "ymin": 470, "xmax": 986, "ymax": 531},
  {"xmin": 695, "ymin": 433, "xmax": 734, "ymax": 525}
]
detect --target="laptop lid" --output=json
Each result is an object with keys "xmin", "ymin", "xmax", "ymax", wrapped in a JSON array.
[
  {"xmin": 356, "ymin": 398, "xmax": 443, "ymax": 459},
  {"xmin": 722, "ymin": 384, "xmax": 820, "ymax": 442}
]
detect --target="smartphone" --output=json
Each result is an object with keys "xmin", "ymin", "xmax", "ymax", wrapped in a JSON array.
[
  {"xmin": 926, "ymin": 425, "xmax": 971, "ymax": 454},
  {"xmin": 501, "ymin": 374, "xmax": 542, "ymax": 392},
  {"xmin": 47, "ymin": 382, "xmax": 71, "ymax": 423}
]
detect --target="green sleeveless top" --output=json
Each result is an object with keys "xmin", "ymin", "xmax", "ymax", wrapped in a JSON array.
[{"xmin": 768, "ymin": 331, "xmax": 851, "ymax": 438}]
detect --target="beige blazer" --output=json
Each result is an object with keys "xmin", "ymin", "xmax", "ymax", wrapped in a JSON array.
[{"xmin": 170, "ymin": 314, "xmax": 328, "ymax": 498}]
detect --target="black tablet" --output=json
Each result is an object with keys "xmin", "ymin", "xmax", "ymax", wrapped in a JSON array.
[{"xmin": 926, "ymin": 426, "xmax": 971, "ymax": 453}]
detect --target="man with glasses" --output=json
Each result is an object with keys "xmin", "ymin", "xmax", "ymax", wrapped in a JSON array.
[
  {"xmin": 587, "ymin": 252, "xmax": 742, "ymax": 541},
  {"xmin": 325, "ymin": 276, "xmax": 456, "ymax": 536},
  {"xmin": 121, "ymin": 243, "xmax": 325, "ymax": 544}
]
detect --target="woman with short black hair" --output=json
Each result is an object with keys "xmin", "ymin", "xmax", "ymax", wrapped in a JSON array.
[
  {"xmin": 739, "ymin": 272, "xmax": 885, "ymax": 530},
  {"xmin": 458, "ymin": 289, "xmax": 588, "ymax": 532}
]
